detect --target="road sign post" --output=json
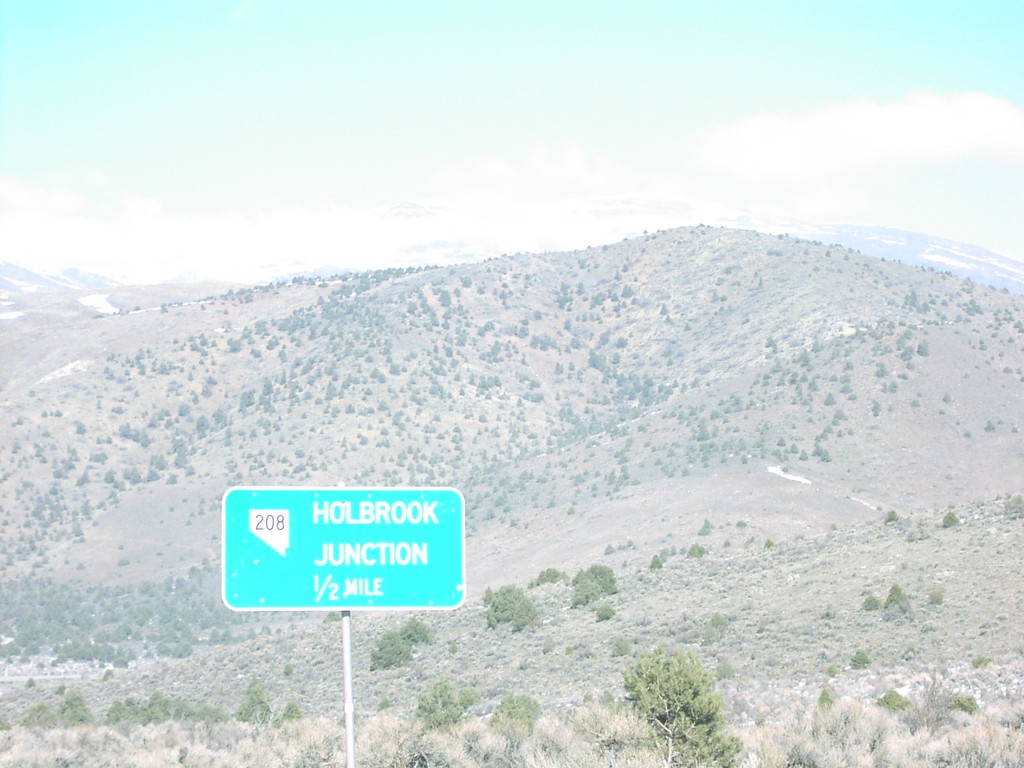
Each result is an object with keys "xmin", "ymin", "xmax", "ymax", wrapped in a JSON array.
[
  {"xmin": 222, "ymin": 486, "xmax": 465, "ymax": 768},
  {"xmin": 342, "ymin": 610, "xmax": 355, "ymax": 768}
]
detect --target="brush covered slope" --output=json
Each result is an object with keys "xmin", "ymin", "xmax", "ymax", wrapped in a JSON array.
[
  {"xmin": 1, "ymin": 226, "xmax": 1021, "ymax": 584},
  {"xmin": 0, "ymin": 225, "xmax": 1022, "ymax": 725}
]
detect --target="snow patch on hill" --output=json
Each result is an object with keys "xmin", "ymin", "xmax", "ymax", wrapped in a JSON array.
[
  {"xmin": 767, "ymin": 465, "xmax": 812, "ymax": 485},
  {"xmin": 37, "ymin": 359, "xmax": 91, "ymax": 385},
  {"xmin": 79, "ymin": 294, "xmax": 119, "ymax": 314}
]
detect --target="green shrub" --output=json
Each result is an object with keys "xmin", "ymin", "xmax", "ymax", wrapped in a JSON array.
[
  {"xmin": 277, "ymin": 701, "xmax": 303, "ymax": 724},
  {"xmin": 399, "ymin": 617, "xmax": 435, "ymax": 645},
  {"xmin": 715, "ymin": 661, "xmax": 735, "ymax": 680},
  {"xmin": 0, "ymin": 715, "xmax": 10, "ymax": 731},
  {"xmin": 928, "ymin": 586, "xmax": 945, "ymax": 605},
  {"xmin": 877, "ymin": 689, "xmax": 913, "ymax": 712},
  {"xmin": 529, "ymin": 568, "xmax": 568, "ymax": 588},
  {"xmin": 21, "ymin": 703, "xmax": 56, "ymax": 728},
  {"xmin": 196, "ymin": 705, "xmax": 229, "ymax": 723},
  {"xmin": 650, "ymin": 554, "xmax": 664, "ymax": 570},
  {"xmin": 817, "ymin": 688, "xmax": 835, "ymax": 710},
  {"xmin": 571, "ymin": 565, "xmax": 617, "ymax": 607},
  {"xmin": 236, "ymin": 679, "xmax": 273, "ymax": 725},
  {"xmin": 57, "ymin": 688, "xmax": 94, "ymax": 725},
  {"xmin": 862, "ymin": 594, "xmax": 882, "ymax": 611},
  {"xmin": 611, "ymin": 636, "xmax": 632, "ymax": 657},
  {"xmin": 573, "ymin": 581, "xmax": 602, "ymax": 610},
  {"xmin": 1006, "ymin": 494, "xmax": 1024, "ymax": 519},
  {"xmin": 883, "ymin": 583, "xmax": 909, "ymax": 609},
  {"xmin": 851, "ymin": 649, "xmax": 871, "ymax": 670},
  {"xmin": 494, "ymin": 693, "xmax": 542, "ymax": 731},
  {"xmin": 370, "ymin": 630, "xmax": 413, "ymax": 670},
  {"xmin": 416, "ymin": 679, "xmax": 475, "ymax": 730},
  {"xmin": 106, "ymin": 691, "xmax": 208, "ymax": 726},
  {"xmin": 623, "ymin": 648, "xmax": 742, "ymax": 767},
  {"xmin": 884, "ymin": 509, "xmax": 899, "ymax": 524},
  {"xmin": 949, "ymin": 693, "xmax": 980, "ymax": 714},
  {"xmin": 971, "ymin": 654, "xmax": 992, "ymax": 669},
  {"xmin": 595, "ymin": 603, "xmax": 616, "ymax": 622},
  {"xmin": 484, "ymin": 585, "xmax": 539, "ymax": 631},
  {"xmin": 942, "ymin": 511, "xmax": 960, "ymax": 528},
  {"xmin": 686, "ymin": 544, "xmax": 707, "ymax": 559},
  {"xmin": 701, "ymin": 613, "xmax": 730, "ymax": 645}
]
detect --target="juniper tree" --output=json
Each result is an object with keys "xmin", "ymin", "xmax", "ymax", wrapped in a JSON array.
[{"xmin": 623, "ymin": 648, "xmax": 741, "ymax": 767}]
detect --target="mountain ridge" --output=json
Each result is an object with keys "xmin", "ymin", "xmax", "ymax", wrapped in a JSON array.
[{"xmin": 1, "ymin": 225, "xmax": 1021, "ymax": 591}]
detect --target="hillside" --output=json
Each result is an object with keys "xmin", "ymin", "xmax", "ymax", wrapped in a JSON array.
[
  {"xmin": 1, "ymin": 496, "xmax": 1022, "ymax": 750},
  {"xmin": 1, "ymin": 225, "xmax": 1023, "ymax": 706}
]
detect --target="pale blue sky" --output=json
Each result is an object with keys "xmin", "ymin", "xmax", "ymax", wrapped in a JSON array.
[{"xmin": 2, "ymin": 1, "xmax": 1022, "ymax": 283}]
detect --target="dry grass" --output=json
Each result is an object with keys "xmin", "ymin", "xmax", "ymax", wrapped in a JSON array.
[
  {"xmin": 739, "ymin": 700, "xmax": 1024, "ymax": 768},
  {"xmin": 0, "ymin": 710, "xmax": 655, "ymax": 768},
  {"xmin": 1, "ymin": 702, "xmax": 1022, "ymax": 768}
]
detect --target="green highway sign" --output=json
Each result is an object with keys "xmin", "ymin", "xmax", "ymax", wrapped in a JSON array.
[{"xmin": 222, "ymin": 487, "xmax": 465, "ymax": 611}]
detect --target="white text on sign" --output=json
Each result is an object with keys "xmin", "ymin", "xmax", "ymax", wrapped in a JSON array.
[{"xmin": 312, "ymin": 500, "xmax": 439, "ymax": 525}]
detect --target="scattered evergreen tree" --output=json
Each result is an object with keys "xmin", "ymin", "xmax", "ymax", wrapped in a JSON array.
[
  {"xmin": 494, "ymin": 693, "xmax": 542, "ymax": 732},
  {"xmin": 484, "ymin": 585, "xmax": 539, "ymax": 631},
  {"xmin": 1006, "ymin": 494, "xmax": 1024, "ymax": 519},
  {"xmin": 877, "ymin": 689, "xmax": 913, "ymax": 712},
  {"xmin": 21, "ymin": 703, "xmax": 57, "ymax": 728},
  {"xmin": 529, "ymin": 567, "xmax": 568, "ymax": 588},
  {"xmin": 57, "ymin": 688, "xmax": 94, "ymax": 725},
  {"xmin": 277, "ymin": 701, "xmax": 303, "ymax": 724},
  {"xmin": 571, "ymin": 564, "xmax": 617, "ymax": 607},
  {"xmin": 687, "ymin": 544, "xmax": 708, "ymax": 559},
  {"xmin": 399, "ymin": 617, "xmax": 435, "ymax": 645},
  {"xmin": 884, "ymin": 583, "xmax": 909, "ymax": 610},
  {"xmin": 817, "ymin": 688, "xmax": 836, "ymax": 711},
  {"xmin": 623, "ymin": 648, "xmax": 741, "ymax": 767},
  {"xmin": 370, "ymin": 630, "xmax": 413, "ymax": 670},
  {"xmin": 416, "ymin": 679, "xmax": 477, "ymax": 730},
  {"xmin": 236, "ymin": 679, "xmax": 273, "ymax": 725},
  {"xmin": 949, "ymin": 693, "xmax": 980, "ymax": 714},
  {"xmin": 611, "ymin": 635, "xmax": 632, "ymax": 657}
]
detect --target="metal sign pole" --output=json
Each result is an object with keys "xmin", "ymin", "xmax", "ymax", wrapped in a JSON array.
[{"xmin": 342, "ymin": 610, "xmax": 356, "ymax": 768}]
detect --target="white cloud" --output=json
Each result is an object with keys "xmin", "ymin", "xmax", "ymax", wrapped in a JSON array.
[
  {"xmin": 0, "ymin": 177, "xmax": 86, "ymax": 217},
  {"xmin": 0, "ymin": 144, "xmax": 691, "ymax": 285},
  {"xmin": 4, "ymin": 97, "xmax": 1022, "ymax": 286},
  {"xmin": 691, "ymin": 92, "xmax": 1024, "ymax": 183},
  {"xmin": 0, "ymin": 180, "xmax": 721, "ymax": 285},
  {"xmin": 427, "ymin": 143, "xmax": 668, "ymax": 202}
]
